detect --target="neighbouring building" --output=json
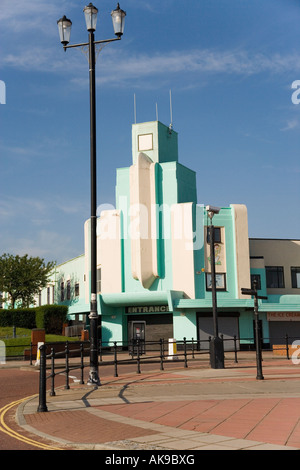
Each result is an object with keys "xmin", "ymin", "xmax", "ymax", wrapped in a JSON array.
[
  {"xmin": 39, "ymin": 121, "xmax": 300, "ymax": 350},
  {"xmin": 249, "ymin": 238, "xmax": 300, "ymax": 348}
]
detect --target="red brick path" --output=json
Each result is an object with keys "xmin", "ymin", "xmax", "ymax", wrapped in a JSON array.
[
  {"xmin": 25, "ymin": 410, "xmax": 156, "ymax": 444},
  {"xmin": 96, "ymin": 397, "xmax": 300, "ymax": 448}
]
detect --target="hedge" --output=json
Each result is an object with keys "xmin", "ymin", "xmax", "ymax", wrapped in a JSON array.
[
  {"xmin": 0, "ymin": 308, "xmax": 35, "ymax": 329},
  {"xmin": 0, "ymin": 305, "xmax": 68, "ymax": 334},
  {"xmin": 36, "ymin": 305, "xmax": 68, "ymax": 335}
]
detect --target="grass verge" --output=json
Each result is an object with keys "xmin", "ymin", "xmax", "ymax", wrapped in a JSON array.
[{"xmin": 0, "ymin": 327, "xmax": 79, "ymax": 357}]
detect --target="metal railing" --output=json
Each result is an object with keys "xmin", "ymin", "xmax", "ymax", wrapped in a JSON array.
[
  {"xmin": 2, "ymin": 342, "xmax": 35, "ymax": 363},
  {"xmin": 35, "ymin": 335, "xmax": 252, "ymax": 412},
  {"xmin": 31, "ymin": 333, "xmax": 300, "ymax": 412},
  {"xmin": 3, "ymin": 332, "xmax": 299, "ymax": 362},
  {"xmin": 37, "ymin": 337, "xmax": 214, "ymax": 412}
]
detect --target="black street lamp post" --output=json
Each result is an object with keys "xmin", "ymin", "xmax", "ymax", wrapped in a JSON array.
[
  {"xmin": 241, "ymin": 280, "xmax": 267, "ymax": 380},
  {"xmin": 206, "ymin": 205, "xmax": 225, "ymax": 369},
  {"xmin": 57, "ymin": 3, "xmax": 126, "ymax": 387}
]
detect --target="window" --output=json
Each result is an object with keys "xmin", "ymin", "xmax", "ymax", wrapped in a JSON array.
[
  {"xmin": 97, "ymin": 268, "xmax": 101, "ymax": 293},
  {"xmin": 67, "ymin": 280, "xmax": 71, "ymax": 300},
  {"xmin": 75, "ymin": 282, "xmax": 80, "ymax": 297},
  {"xmin": 60, "ymin": 282, "xmax": 65, "ymax": 302},
  {"xmin": 266, "ymin": 266, "xmax": 284, "ymax": 288},
  {"xmin": 206, "ymin": 273, "xmax": 226, "ymax": 291},
  {"xmin": 138, "ymin": 133, "xmax": 153, "ymax": 151},
  {"xmin": 206, "ymin": 227, "xmax": 221, "ymax": 244},
  {"xmin": 251, "ymin": 274, "xmax": 261, "ymax": 291},
  {"xmin": 291, "ymin": 267, "xmax": 300, "ymax": 288},
  {"xmin": 47, "ymin": 287, "xmax": 50, "ymax": 304}
]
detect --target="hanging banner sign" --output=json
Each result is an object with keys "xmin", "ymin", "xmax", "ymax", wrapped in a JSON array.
[{"xmin": 126, "ymin": 305, "xmax": 169, "ymax": 314}]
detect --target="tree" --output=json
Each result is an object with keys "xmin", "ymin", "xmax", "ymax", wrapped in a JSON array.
[{"xmin": 0, "ymin": 253, "xmax": 55, "ymax": 309}]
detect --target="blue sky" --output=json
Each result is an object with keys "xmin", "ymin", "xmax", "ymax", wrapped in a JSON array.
[{"xmin": 0, "ymin": 0, "xmax": 300, "ymax": 265}]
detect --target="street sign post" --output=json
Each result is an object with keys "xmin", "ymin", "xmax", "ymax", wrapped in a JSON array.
[{"xmin": 241, "ymin": 280, "xmax": 267, "ymax": 380}]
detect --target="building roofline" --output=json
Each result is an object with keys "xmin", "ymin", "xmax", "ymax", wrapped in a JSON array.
[
  {"xmin": 56, "ymin": 254, "xmax": 84, "ymax": 268},
  {"xmin": 249, "ymin": 238, "xmax": 300, "ymax": 242}
]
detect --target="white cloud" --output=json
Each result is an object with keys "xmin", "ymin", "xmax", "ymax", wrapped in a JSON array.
[
  {"xmin": 3, "ymin": 42, "xmax": 300, "ymax": 86},
  {"xmin": 0, "ymin": 196, "xmax": 46, "ymax": 220},
  {"xmin": 0, "ymin": 195, "xmax": 87, "ymax": 223},
  {"xmin": 0, "ymin": 0, "xmax": 65, "ymax": 33},
  {"xmin": 0, "ymin": 195, "xmax": 86, "ymax": 262},
  {"xmin": 68, "ymin": 48, "xmax": 300, "ymax": 91},
  {"xmin": 5, "ymin": 230, "xmax": 75, "ymax": 262},
  {"xmin": 281, "ymin": 119, "xmax": 300, "ymax": 131},
  {"xmin": 1, "ymin": 0, "xmax": 300, "ymax": 86}
]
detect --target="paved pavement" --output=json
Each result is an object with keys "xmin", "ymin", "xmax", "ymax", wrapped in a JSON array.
[{"xmin": 5, "ymin": 352, "xmax": 300, "ymax": 451}]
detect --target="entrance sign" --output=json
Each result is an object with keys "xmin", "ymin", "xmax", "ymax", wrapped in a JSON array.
[{"xmin": 126, "ymin": 305, "xmax": 169, "ymax": 314}]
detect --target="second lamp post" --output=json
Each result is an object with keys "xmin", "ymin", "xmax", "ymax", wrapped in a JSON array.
[
  {"xmin": 206, "ymin": 205, "xmax": 225, "ymax": 369},
  {"xmin": 57, "ymin": 3, "xmax": 126, "ymax": 386}
]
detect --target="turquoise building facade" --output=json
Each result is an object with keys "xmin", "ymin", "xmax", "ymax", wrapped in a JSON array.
[{"xmin": 42, "ymin": 121, "xmax": 300, "ymax": 350}]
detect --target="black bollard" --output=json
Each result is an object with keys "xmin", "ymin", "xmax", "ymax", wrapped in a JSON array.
[{"xmin": 37, "ymin": 344, "xmax": 48, "ymax": 412}]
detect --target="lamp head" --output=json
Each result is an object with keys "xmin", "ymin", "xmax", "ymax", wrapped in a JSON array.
[
  {"xmin": 206, "ymin": 205, "xmax": 221, "ymax": 219},
  {"xmin": 111, "ymin": 3, "xmax": 126, "ymax": 37},
  {"xmin": 83, "ymin": 3, "xmax": 98, "ymax": 32},
  {"xmin": 57, "ymin": 15, "xmax": 72, "ymax": 46}
]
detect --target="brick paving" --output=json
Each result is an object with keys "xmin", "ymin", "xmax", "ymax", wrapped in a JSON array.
[
  {"xmin": 25, "ymin": 410, "xmax": 157, "ymax": 444},
  {"xmin": 94, "ymin": 397, "xmax": 300, "ymax": 447},
  {"xmin": 12, "ymin": 354, "xmax": 300, "ymax": 450}
]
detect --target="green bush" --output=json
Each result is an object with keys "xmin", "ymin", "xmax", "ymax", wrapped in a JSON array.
[
  {"xmin": 36, "ymin": 305, "xmax": 68, "ymax": 334},
  {"xmin": 0, "ymin": 308, "xmax": 36, "ymax": 329},
  {"xmin": 0, "ymin": 309, "xmax": 11, "ymax": 327},
  {"xmin": 15, "ymin": 308, "xmax": 36, "ymax": 328},
  {"xmin": 0, "ymin": 305, "xmax": 68, "ymax": 334}
]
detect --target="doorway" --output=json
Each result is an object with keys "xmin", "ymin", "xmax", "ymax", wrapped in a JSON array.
[
  {"xmin": 197, "ymin": 314, "xmax": 240, "ymax": 351},
  {"xmin": 128, "ymin": 321, "xmax": 146, "ymax": 354}
]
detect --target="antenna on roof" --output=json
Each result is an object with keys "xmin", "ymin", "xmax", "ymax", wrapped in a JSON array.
[
  {"xmin": 156, "ymin": 102, "xmax": 158, "ymax": 121},
  {"xmin": 134, "ymin": 93, "xmax": 137, "ymax": 124},
  {"xmin": 169, "ymin": 89, "xmax": 173, "ymax": 134}
]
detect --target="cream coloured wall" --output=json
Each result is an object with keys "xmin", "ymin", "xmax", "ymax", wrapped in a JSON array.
[
  {"xmin": 98, "ymin": 210, "xmax": 123, "ymax": 294},
  {"xmin": 129, "ymin": 152, "xmax": 159, "ymax": 289},
  {"xmin": 231, "ymin": 204, "xmax": 251, "ymax": 298},
  {"xmin": 249, "ymin": 238, "xmax": 300, "ymax": 294},
  {"xmin": 171, "ymin": 202, "xmax": 196, "ymax": 299}
]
